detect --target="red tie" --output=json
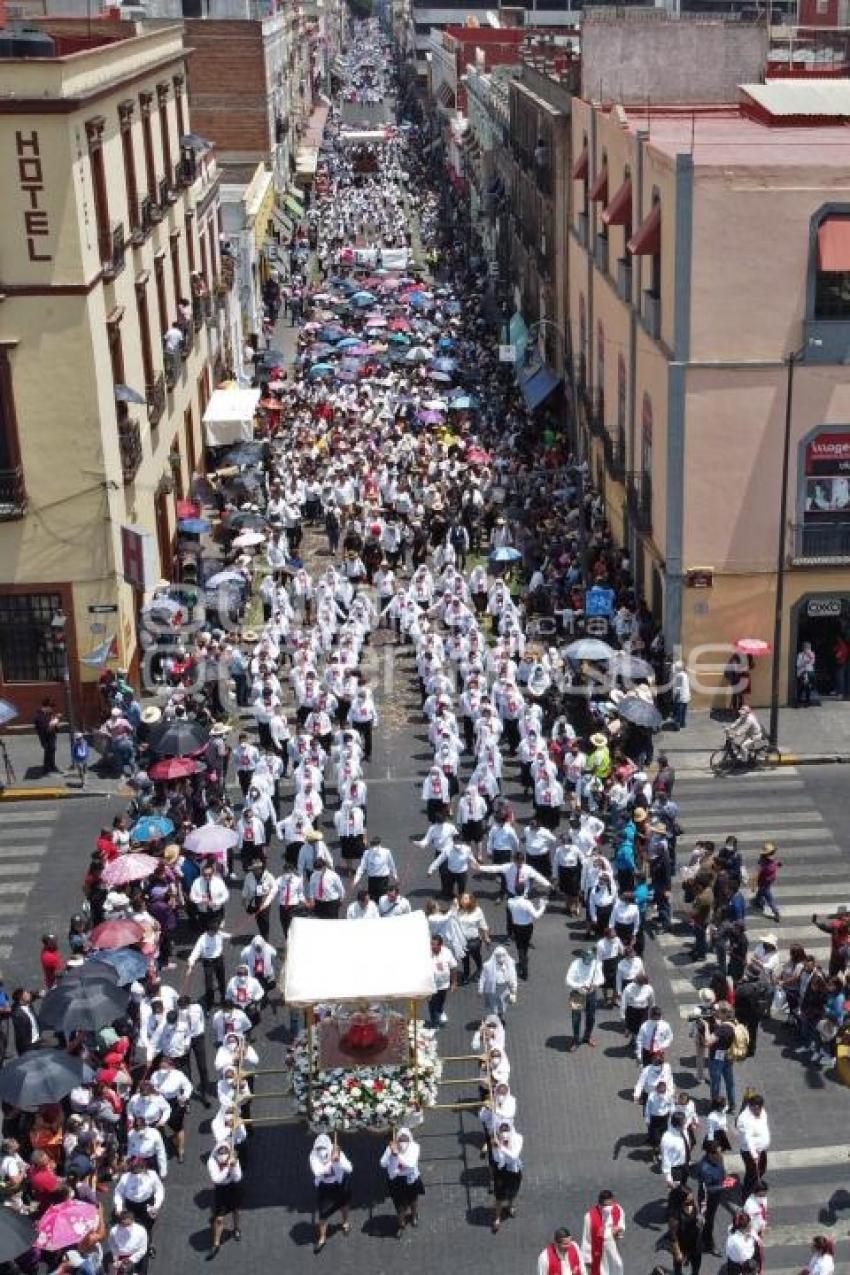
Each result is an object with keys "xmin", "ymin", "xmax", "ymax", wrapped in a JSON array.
[
  {"xmin": 284, "ymin": 879, "xmax": 292, "ymax": 907},
  {"xmin": 318, "ymin": 875, "xmax": 325, "ymax": 901}
]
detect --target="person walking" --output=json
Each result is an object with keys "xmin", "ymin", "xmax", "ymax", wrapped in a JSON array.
[
  {"xmin": 34, "ymin": 697, "xmax": 60, "ymax": 775},
  {"xmin": 670, "ymin": 661, "xmax": 691, "ymax": 730},
  {"xmin": 537, "ymin": 1227, "xmax": 587, "ymax": 1275},
  {"xmin": 478, "ymin": 945, "xmax": 517, "ymax": 1020},
  {"xmin": 668, "ymin": 1185, "xmax": 704, "ymax": 1275},
  {"xmin": 309, "ymin": 1133, "xmax": 352, "ymax": 1254},
  {"xmin": 565, "ymin": 948, "xmax": 604, "ymax": 1050},
  {"xmin": 380, "ymin": 1127, "xmax": 424, "ymax": 1236},
  {"xmin": 207, "ymin": 1143, "xmax": 242, "ymax": 1259},
  {"xmin": 581, "ymin": 1190, "xmax": 625, "ymax": 1275},
  {"xmin": 724, "ymin": 1212, "xmax": 756, "ymax": 1275},
  {"xmin": 428, "ymin": 934, "xmax": 458, "ymax": 1028},
  {"xmin": 751, "ymin": 843, "xmax": 782, "ymax": 922},
  {"xmin": 490, "ymin": 1122, "xmax": 523, "ymax": 1232},
  {"xmin": 736, "ymin": 1093, "xmax": 770, "ymax": 1197},
  {"xmin": 507, "ymin": 892, "xmax": 546, "ymax": 981}
]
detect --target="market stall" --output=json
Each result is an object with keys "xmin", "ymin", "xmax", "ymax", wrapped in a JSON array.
[{"xmin": 202, "ymin": 387, "xmax": 262, "ymax": 447}]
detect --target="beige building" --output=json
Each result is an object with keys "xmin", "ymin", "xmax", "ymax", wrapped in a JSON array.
[
  {"xmin": 569, "ymin": 80, "xmax": 850, "ymax": 708},
  {"xmin": 0, "ymin": 22, "xmax": 232, "ymax": 723}
]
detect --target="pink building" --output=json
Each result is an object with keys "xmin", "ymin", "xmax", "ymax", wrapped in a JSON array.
[{"xmin": 569, "ymin": 81, "xmax": 850, "ymax": 708}]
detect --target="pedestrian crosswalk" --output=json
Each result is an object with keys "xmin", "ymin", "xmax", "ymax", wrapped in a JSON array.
[
  {"xmin": 653, "ymin": 768, "xmax": 845, "ymax": 1020},
  {"xmin": 0, "ymin": 806, "xmax": 57, "ymax": 964}
]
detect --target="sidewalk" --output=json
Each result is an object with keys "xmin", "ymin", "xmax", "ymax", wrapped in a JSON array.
[
  {"xmin": 0, "ymin": 728, "xmax": 129, "ymax": 800},
  {"xmin": 659, "ymin": 700, "xmax": 850, "ymax": 770}
]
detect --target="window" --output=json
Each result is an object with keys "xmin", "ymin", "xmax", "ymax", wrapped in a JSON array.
[
  {"xmin": 158, "ymin": 83, "xmax": 173, "ymax": 187},
  {"xmin": 0, "ymin": 349, "xmax": 22, "ymax": 473},
  {"xmin": 140, "ymin": 92, "xmax": 157, "ymax": 203},
  {"xmin": 173, "ymin": 73, "xmax": 187, "ymax": 143},
  {"xmin": 800, "ymin": 428, "xmax": 850, "ymax": 556},
  {"xmin": 136, "ymin": 276, "xmax": 155, "ymax": 387},
  {"xmin": 170, "ymin": 234, "xmax": 183, "ymax": 309},
  {"xmin": 641, "ymin": 393, "xmax": 653, "ymax": 473},
  {"xmin": 154, "ymin": 254, "xmax": 168, "ymax": 336},
  {"xmin": 118, "ymin": 101, "xmax": 139, "ymax": 232},
  {"xmin": 199, "ymin": 228, "xmax": 209, "ymax": 289},
  {"xmin": 578, "ymin": 293, "xmax": 587, "ymax": 388},
  {"xmin": 0, "ymin": 592, "xmax": 64, "ymax": 683},
  {"xmin": 596, "ymin": 320, "xmax": 605, "ymax": 423},
  {"xmin": 185, "ymin": 213, "xmax": 196, "ymax": 273},
  {"xmin": 107, "ymin": 317, "xmax": 126, "ymax": 421},
  {"xmin": 815, "ymin": 217, "xmax": 850, "ymax": 319},
  {"xmin": 86, "ymin": 116, "xmax": 111, "ymax": 265},
  {"xmin": 617, "ymin": 354, "xmax": 626, "ymax": 434}
]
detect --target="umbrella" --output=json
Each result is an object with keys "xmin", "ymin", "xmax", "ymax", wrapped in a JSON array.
[
  {"xmin": 488, "ymin": 546, "xmax": 523, "ymax": 564},
  {"xmin": 431, "ymin": 357, "xmax": 457, "ymax": 373},
  {"xmin": 408, "ymin": 291, "xmax": 432, "ymax": 308},
  {"xmin": 337, "ymin": 336, "xmax": 363, "ymax": 349},
  {"xmin": 406, "ymin": 346, "xmax": 432, "ymax": 363},
  {"xmin": 101, "ymin": 851, "xmax": 160, "ymax": 887},
  {"xmin": 388, "ymin": 332, "xmax": 411, "ymax": 345},
  {"xmin": 423, "ymin": 398, "xmax": 448, "ymax": 411},
  {"xmin": 232, "ymin": 530, "xmax": 266, "ymax": 548},
  {"xmin": 352, "ymin": 291, "xmax": 377, "ymax": 306},
  {"xmin": 438, "ymin": 336, "xmax": 456, "ymax": 350},
  {"xmin": 303, "ymin": 321, "xmax": 322, "ymax": 332},
  {"xmin": 177, "ymin": 517, "xmax": 211, "ymax": 535},
  {"xmin": 129, "ymin": 814, "xmax": 174, "ymax": 842},
  {"xmin": 308, "ymin": 363, "xmax": 335, "ymax": 378},
  {"xmin": 90, "ymin": 947, "xmax": 149, "ymax": 986},
  {"xmin": 176, "ymin": 499, "xmax": 200, "ymax": 519},
  {"xmin": 39, "ymin": 979, "xmax": 129, "ymax": 1033},
  {"xmin": 223, "ymin": 442, "xmax": 265, "ymax": 466},
  {"xmin": 0, "ymin": 1050, "xmax": 88, "ymax": 1110},
  {"xmin": 89, "ymin": 918, "xmax": 144, "ymax": 950},
  {"xmin": 0, "ymin": 1208, "xmax": 36, "ymax": 1263},
  {"xmin": 735, "ymin": 637, "xmax": 771, "ymax": 656},
  {"xmin": 0, "ymin": 698, "xmax": 19, "ymax": 727},
  {"xmin": 419, "ymin": 411, "xmax": 443, "ymax": 425},
  {"xmin": 149, "ymin": 719, "xmax": 209, "ymax": 758},
  {"xmin": 36, "ymin": 1201, "xmax": 100, "ymax": 1252},
  {"xmin": 268, "ymin": 379, "xmax": 286, "ymax": 392},
  {"xmin": 222, "ymin": 476, "xmax": 263, "ymax": 503},
  {"xmin": 113, "ymin": 383, "xmax": 146, "ymax": 405},
  {"xmin": 617, "ymin": 695, "xmax": 663, "ymax": 731},
  {"xmin": 611, "ymin": 652, "xmax": 654, "ymax": 681},
  {"xmin": 429, "ymin": 369, "xmax": 452, "ymax": 383},
  {"xmin": 449, "ymin": 395, "xmax": 473, "ymax": 411},
  {"xmin": 222, "ymin": 511, "xmax": 267, "ymax": 532},
  {"xmin": 148, "ymin": 756, "xmax": 205, "ymax": 781},
  {"xmin": 305, "ymin": 342, "xmax": 335, "ymax": 358},
  {"xmin": 565, "ymin": 638, "xmax": 616, "ymax": 662},
  {"xmin": 254, "ymin": 348, "xmax": 286, "ymax": 365},
  {"xmin": 320, "ymin": 326, "xmax": 346, "ymax": 342},
  {"xmin": 365, "ymin": 316, "xmax": 387, "ymax": 328},
  {"xmin": 183, "ymin": 823, "xmax": 239, "ymax": 857},
  {"xmin": 64, "ymin": 960, "xmax": 120, "ymax": 985},
  {"xmin": 205, "ymin": 569, "xmax": 248, "ymax": 589}
]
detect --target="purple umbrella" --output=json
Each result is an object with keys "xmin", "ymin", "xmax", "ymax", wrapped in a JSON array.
[{"xmin": 419, "ymin": 410, "xmax": 444, "ymax": 425}]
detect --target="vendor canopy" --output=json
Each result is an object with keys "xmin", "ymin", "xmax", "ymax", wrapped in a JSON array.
[
  {"xmin": 339, "ymin": 129, "xmax": 389, "ymax": 144},
  {"xmin": 202, "ymin": 388, "xmax": 262, "ymax": 446},
  {"xmin": 284, "ymin": 912, "xmax": 434, "ymax": 1007}
]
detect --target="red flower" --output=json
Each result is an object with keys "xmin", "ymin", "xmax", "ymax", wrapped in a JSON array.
[{"xmin": 374, "ymin": 1080, "xmax": 385, "ymax": 1093}]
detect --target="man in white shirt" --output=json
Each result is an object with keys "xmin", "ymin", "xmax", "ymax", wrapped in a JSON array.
[
  {"xmin": 506, "ymin": 894, "xmax": 546, "ymax": 981},
  {"xmin": 189, "ymin": 863, "xmax": 228, "ymax": 931},
  {"xmin": 346, "ymin": 888, "xmax": 379, "ymax": 920},
  {"xmin": 187, "ymin": 920, "xmax": 230, "ymax": 1010},
  {"xmin": 352, "ymin": 838, "xmax": 398, "ymax": 902},
  {"xmin": 428, "ymin": 935, "xmax": 457, "ymax": 1028},
  {"xmin": 378, "ymin": 881, "xmax": 411, "ymax": 917},
  {"xmin": 660, "ymin": 1112, "xmax": 690, "ymax": 1188},
  {"xmin": 113, "ymin": 1159, "xmax": 164, "ymax": 1253},
  {"xmin": 241, "ymin": 860, "xmax": 276, "ymax": 940},
  {"xmin": 565, "ymin": 948, "xmax": 604, "ymax": 1048},
  {"xmin": 107, "ymin": 1211, "xmax": 149, "ymax": 1270},
  {"xmin": 736, "ymin": 1092, "xmax": 771, "ymax": 1196},
  {"xmin": 636, "ymin": 1006, "xmax": 674, "ymax": 1065},
  {"xmin": 308, "ymin": 858, "xmax": 345, "ymax": 919}
]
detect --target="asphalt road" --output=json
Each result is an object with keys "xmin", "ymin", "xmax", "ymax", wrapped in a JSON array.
[{"xmin": 5, "ymin": 690, "xmax": 850, "ymax": 1275}]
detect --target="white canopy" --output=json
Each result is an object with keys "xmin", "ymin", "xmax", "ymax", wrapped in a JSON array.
[
  {"xmin": 202, "ymin": 388, "xmax": 261, "ymax": 446},
  {"xmin": 284, "ymin": 912, "xmax": 435, "ymax": 1007}
]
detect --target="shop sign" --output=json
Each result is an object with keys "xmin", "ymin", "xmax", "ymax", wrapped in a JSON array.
[
  {"xmin": 806, "ymin": 597, "xmax": 844, "ymax": 618},
  {"xmin": 686, "ymin": 569, "xmax": 713, "ymax": 589}
]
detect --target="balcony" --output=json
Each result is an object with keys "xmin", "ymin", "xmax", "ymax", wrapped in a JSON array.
[
  {"xmin": 158, "ymin": 175, "xmax": 175, "ymax": 209},
  {"xmin": 176, "ymin": 154, "xmax": 197, "ymax": 188},
  {"xmin": 118, "ymin": 417, "xmax": 142, "ymax": 485},
  {"xmin": 192, "ymin": 295, "xmax": 204, "ymax": 332},
  {"xmin": 164, "ymin": 347, "xmax": 181, "ymax": 390},
  {"xmin": 139, "ymin": 196, "xmax": 154, "ymax": 236},
  {"xmin": 792, "ymin": 521, "xmax": 850, "ymax": 562},
  {"xmin": 102, "ymin": 223, "xmax": 125, "ymax": 278},
  {"xmin": 576, "ymin": 210, "xmax": 588, "ymax": 248},
  {"xmin": 594, "ymin": 233, "xmax": 609, "ymax": 276},
  {"xmin": 617, "ymin": 256, "xmax": 632, "ymax": 303},
  {"xmin": 0, "ymin": 465, "xmax": 27, "ymax": 520},
  {"xmin": 626, "ymin": 470, "xmax": 653, "ymax": 535},
  {"xmin": 604, "ymin": 430, "xmax": 627, "ymax": 483},
  {"xmin": 146, "ymin": 373, "xmax": 166, "ymax": 428},
  {"xmin": 642, "ymin": 289, "xmax": 661, "ymax": 340}
]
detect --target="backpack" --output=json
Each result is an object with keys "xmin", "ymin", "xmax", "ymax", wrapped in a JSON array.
[{"xmin": 728, "ymin": 1020, "xmax": 750, "ymax": 1062}]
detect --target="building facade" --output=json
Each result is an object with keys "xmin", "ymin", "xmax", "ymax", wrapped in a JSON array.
[{"xmin": 0, "ymin": 22, "xmax": 231, "ymax": 721}]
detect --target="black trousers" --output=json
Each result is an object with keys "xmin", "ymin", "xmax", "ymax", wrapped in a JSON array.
[
  {"xmin": 189, "ymin": 1035, "xmax": 210, "ymax": 1093},
  {"xmin": 512, "ymin": 922, "xmax": 533, "ymax": 976},
  {"xmin": 353, "ymin": 720, "xmax": 373, "ymax": 760},
  {"xmin": 201, "ymin": 956, "xmax": 226, "ymax": 1010}
]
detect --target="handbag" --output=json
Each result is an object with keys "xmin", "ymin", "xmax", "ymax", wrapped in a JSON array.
[{"xmin": 569, "ymin": 991, "xmax": 587, "ymax": 1012}]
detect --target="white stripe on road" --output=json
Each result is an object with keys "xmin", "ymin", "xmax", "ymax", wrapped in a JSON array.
[
  {"xmin": 747, "ymin": 897, "xmax": 849, "ymax": 913},
  {"xmin": 683, "ymin": 811, "xmax": 822, "ymax": 829},
  {"xmin": 764, "ymin": 1224, "xmax": 847, "ymax": 1246},
  {"xmin": 762, "ymin": 1181, "xmax": 850, "ymax": 1209},
  {"xmin": 704, "ymin": 829, "xmax": 836, "ymax": 845},
  {"xmin": 0, "ymin": 811, "xmax": 57, "ymax": 823},
  {"xmin": 0, "ymin": 863, "xmax": 40, "ymax": 878},
  {"xmin": 0, "ymin": 828, "xmax": 52, "ymax": 842}
]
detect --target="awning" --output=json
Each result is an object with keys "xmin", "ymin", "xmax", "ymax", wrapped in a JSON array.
[
  {"xmin": 818, "ymin": 216, "xmax": 850, "ymax": 271},
  {"xmin": 602, "ymin": 176, "xmax": 632, "ymax": 228},
  {"xmin": 202, "ymin": 388, "xmax": 261, "ymax": 446},
  {"xmin": 628, "ymin": 203, "xmax": 661, "ymax": 256},
  {"xmin": 572, "ymin": 144, "xmax": 589, "ymax": 180},
  {"xmin": 284, "ymin": 193, "xmax": 305, "ymax": 219},
  {"xmin": 589, "ymin": 164, "xmax": 608, "ymax": 203},
  {"xmin": 295, "ymin": 146, "xmax": 319, "ymax": 184},
  {"xmin": 283, "ymin": 913, "xmax": 435, "ymax": 1006},
  {"xmin": 520, "ymin": 364, "xmax": 562, "ymax": 412},
  {"xmin": 272, "ymin": 207, "xmax": 293, "ymax": 235},
  {"xmin": 437, "ymin": 82, "xmax": 455, "ymax": 108}
]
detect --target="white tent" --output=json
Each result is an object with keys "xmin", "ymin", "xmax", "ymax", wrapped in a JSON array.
[
  {"xmin": 202, "ymin": 388, "xmax": 261, "ymax": 446},
  {"xmin": 284, "ymin": 912, "xmax": 435, "ymax": 1007}
]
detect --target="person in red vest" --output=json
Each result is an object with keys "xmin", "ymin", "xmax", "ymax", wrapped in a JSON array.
[
  {"xmin": 581, "ymin": 1190, "xmax": 626, "ymax": 1275},
  {"xmin": 537, "ymin": 1226, "xmax": 587, "ymax": 1275}
]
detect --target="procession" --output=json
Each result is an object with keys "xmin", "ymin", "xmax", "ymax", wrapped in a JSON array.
[{"xmin": 0, "ymin": 18, "xmax": 845, "ymax": 1275}]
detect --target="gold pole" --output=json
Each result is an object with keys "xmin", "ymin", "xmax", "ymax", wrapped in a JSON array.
[
  {"xmin": 306, "ymin": 1006, "xmax": 315, "ymax": 1124},
  {"xmin": 410, "ymin": 998, "xmax": 419, "ymax": 1107}
]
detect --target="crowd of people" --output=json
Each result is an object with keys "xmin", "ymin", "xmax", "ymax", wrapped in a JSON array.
[{"xmin": 4, "ymin": 21, "xmax": 842, "ymax": 1275}]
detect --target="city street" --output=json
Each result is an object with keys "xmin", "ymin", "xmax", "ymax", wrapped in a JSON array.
[{"xmin": 5, "ymin": 724, "xmax": 850, "ymax": 1274}]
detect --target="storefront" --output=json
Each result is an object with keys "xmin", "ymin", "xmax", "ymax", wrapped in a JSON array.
[
  {"xmin": 798, "ymin": 427, "xmax": 850, "ymax": 558},
  {"xmin": 790, "ymin": 591, "xmax": 850, "ymax": 699}
]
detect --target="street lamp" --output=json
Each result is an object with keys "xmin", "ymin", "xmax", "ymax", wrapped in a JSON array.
[{"xmin": 51, "ymin": 608, "xmax": 77, "ymax": 750}]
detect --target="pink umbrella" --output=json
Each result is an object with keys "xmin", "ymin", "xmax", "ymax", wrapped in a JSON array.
[
  {"xmin": 365, "ymin": 316, "xmax": 387, "ymax": 328},
  {"xmin": 89, "ymin": 919, "xmax": 144, "ymax": 950},
  {"xmin": 148, "ymin": 756, "xmax": 205, "ymax": 781},
  {"xmin": 183, "ymin": 823, "xmax": 239, "ymax": 869},
  {"xmin": 102, "ymin": 852, "xmax": 159, "ymax": 888},
  {"xmin": 467, "ymin": 446, "xmax": 492, "ymax": 464},
  {"xmin": 37, "ymin": 1200, "xmax": 99, "ymax": 1251},
  {"xmin": 735, "ymin": 637, "xmax": 771, "ymax": 656},
  {"xmin": 303, "ymin": 321, "xmax": 322, "ymax": 332}
]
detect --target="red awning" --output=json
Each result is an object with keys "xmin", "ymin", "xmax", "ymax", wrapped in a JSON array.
[
  {"xmin": 572, "ymin": 144, "xmax": 589, "ymax": 180},
  {"xmin": 588, "ymin": 165, "xmax": 608, "ymax": 203},
  {"xmin": 628, "ymin": 203, "xmax": 661, "ymax": 256},
  {"xmin": 818, "ymin": 217, "xmax": 850, "ymax": 272},
  {"xmin": 602, "ymin": 177, "xmax": 632, "ymax": 228}
]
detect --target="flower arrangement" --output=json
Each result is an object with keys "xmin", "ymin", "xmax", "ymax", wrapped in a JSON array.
[{"xmin": 287, "ymin": 1021, "xmax": 442, "ymax": 1131}]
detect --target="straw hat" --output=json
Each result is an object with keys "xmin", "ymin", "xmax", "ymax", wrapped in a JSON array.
[
  {"xmin": 209, "ymin": 722, "xmax": 232, "ymax": 737},
  {"xmin": 633, "ymin": 808, "xmax": 648, "ymax": 824},
  {"xmin": 590, "ymin": 733, "xmax": 607, "ymax": 748},
  {"xmin": 162, "ymin": 844, "xmax": 181, "ymax": 866},
  {"xmin": 760, "ymin": 933, "xmax": 778, "ymax": 948},
  {"xmin": 698, "ymin": 988, "xmax": 716, "ymax": 1006},
  {"xmin": 306, "ymin": 830, "xmax": 324, "ymax": 843},
  {"xmin": 141, "ymin": 706, "xmax": 162, "ymax": 725},
  {"xmin": 242, "ymin": 629, "xmax": 259, "ymax": 643}
]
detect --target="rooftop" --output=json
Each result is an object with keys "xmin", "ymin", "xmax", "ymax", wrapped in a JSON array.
[{"xmin": 618, "ymin": 101, "xmax": 850, "ymax": 167}]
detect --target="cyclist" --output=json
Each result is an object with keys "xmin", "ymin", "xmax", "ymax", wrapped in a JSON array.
[{"xmin": 725, "ymin": 703, "xmax": 764, "ymax": 765}]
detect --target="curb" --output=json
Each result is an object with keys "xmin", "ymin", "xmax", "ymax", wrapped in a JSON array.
[
  {"xmin": 0, "ymin": 786, "xmax": 119, "ymax": 802},
  {"xmin": 774, "ymin": 752, "xmax": 850, "ymax": 767}
]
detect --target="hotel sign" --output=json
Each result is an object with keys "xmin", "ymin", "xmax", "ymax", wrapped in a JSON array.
[{"xmin": 15, "ymin": 131, "xmax": 52, "ymax": 263}]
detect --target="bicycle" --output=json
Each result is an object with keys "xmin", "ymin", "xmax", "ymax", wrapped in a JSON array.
[
  {"xmin": 0, "ymin": 738, "xmax": 16, "ymax": 789},
  {"xmin": 709, "ymin": 734, "xmax": 781, "ymax": 775}
]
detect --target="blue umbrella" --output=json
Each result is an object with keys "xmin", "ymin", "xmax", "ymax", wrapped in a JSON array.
[
  {"xmin": 205, "ymin": 569, "xmax": 247, "ymax": 589},
  {"xmin": 130, "ymin": 815, "xmax": 174, "ymax": 843},
  {"xmin": 307, "ymin": 342, "xmax": 335, "ymax": 358},
  {"xmin": 337, "ymin": 337, "xmax": 362, "ymax": 349},
  {"xmin": 449, "ymin": 395, "xmax": 473, "ymax": 411},
  {"xmin": 408, "ymin": 292, "xmax": 431, "ymax": 309},
  {"xmin": 429, "ymin": 369, "xmax": 452, "ymax": 382},
  {"xmin": 352, "ymin": 291, "xmax": 376, "ymax": 306},
  {"xmin": 90, "ymin": 947, "xmax": 148, "ymax": 986},
  {"xmin": 308, "ymin": 363, "xmax": 335, "ymax": 378},
  {"xmin": 431, "ymin": 357, "xmax": 457, "ymax": 373},
  {"xmin": 438, "ymin": 337, "xmax": 456, "ymax": 350},
  {"xmin": 177, "ymin": 517, "xmax": 211, "ymax": 535},
  {"xmin": 445, "ymin": 300, "xmax": 462, "ymax": 315},
  {"xmin": 320, "ymin": 326, "xmax": 346, "ymax": 343},
  {"xmin": 489, "ymin": 546, "xmax": 523, "ymax": 564}
]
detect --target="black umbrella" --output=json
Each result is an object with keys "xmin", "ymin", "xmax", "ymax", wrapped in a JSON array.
[
  {"xmin": 149, "ymin": 718, "xmax": 210, "ymax": 757},
  {"xmin": 612, "ymin": 652, "xmax": 654, "ymax": 682},
  {"xmin": 0, "ymin": 1049, "xmax": 88, "ymax": 1110},
  {"xmin": 223, "ymin": 442, "xmax": 265, "ymax": 467},
  {"xmin": 617, "ymin": 695, "xmax": 662, "ymax": 731},
  {"xmin": 222, "ymin": 474, "xmax": 264, "ymax": 502},
  {"xmin": 222, "ymin": 509, "xmax": 268, "ymax": 532},
  {"xmin": 39, "ymin": 979, "xmax": 129, "ymax": 1034},
  {"xmin": 63, "ymin": 960, "xmax": 121, "ymax": 986},
  {"xmin": 0, "ymin": 1207, "xmax": 36, "ymax": 1262},
  {"xmin": 255, "ymin": 348, "xmax": 286, "ymax": 365}
]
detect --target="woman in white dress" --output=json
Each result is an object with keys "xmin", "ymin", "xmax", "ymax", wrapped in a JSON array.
[
  {"xmin": 309, "ymin": 1132, "xmax": 352, "ymax": 1254},
  {"xmin": 803, "ymin": 1235, "xmax": 835, "ymax": 1275},
  {"xmin": 379, "ymin": 1127, "xmax": 425, "ymax": 1235}
]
